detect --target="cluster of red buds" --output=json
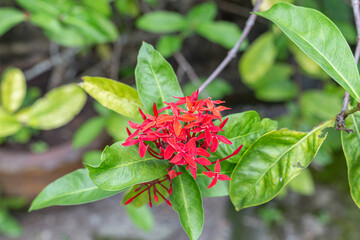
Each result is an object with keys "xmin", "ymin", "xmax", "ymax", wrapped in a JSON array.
[{"xmin": 123, "ymin": 90, "xmax": 242, "ymax": 207}]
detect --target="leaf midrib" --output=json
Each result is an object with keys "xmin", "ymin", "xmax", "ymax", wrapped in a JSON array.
[
  {"xmin": 179, "ymin": 175, "xmax": 194, "ymax": 238},
  {"xmin": 268, "ymin": 13, "xmax": 359, "ymax": 99},
  {"xmin": 111, "ymin": 157, "xmax": 157, "ymax": 169},
  {"xmin": 237, "ymin": 122, "xmax": 328, "ymax": 202}
]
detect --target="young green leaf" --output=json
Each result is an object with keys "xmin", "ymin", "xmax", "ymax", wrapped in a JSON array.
[
  {"xmin": 230, "ymin": 119, "xmax": 334, "ymax": 211},
  {"xmin": 239, "ymin": 32, "xmax": 277, "ymax": 87},
  {"xmin": 256, "ymin": 3, "xmax": 360, "ymax": 100},
  {"xmin": 157, "ymin": 35, "xmax": 182, "ymax": 58},
  {"xmin": 27, "ymin": 84, "xmax": 86, "ymax": 130},
  {"xmin": 125, "ymin": 205, "xmax": 154, "ymax": 231},
  {"xmin": 341, "ymin": 111, "xmax": 360, "ymax": 208},
  {"xmin": 170, "ymin": 170, "xmax": 204, "ymax": 240},
  {"xmin": 29, "ymin": 169, "xmax": 121, "ymax": 211},
  {"xmin": 0, "ymin": 108, "xmax": 21, "ymax": 138},
  {"xmin": 1, "ymin": 68, "xmax": 26, "ymax": 113},
  {"xmin": 196, "ymin": 21, "xmax": 246, "ymax": 49},
  {"xmin": 213, "ymin": 111, "xmax": 278, "ymax": 163},
  {"xmin": 135, "ymin": 42, "xmax": 183, "ymax": 113},
  {"xmin": 72, "ymin": 116, "xmax": 105, "ymax": 149},
  {"xmin": 82, "ymin": 76, "xmax": 144, "ymax": 120},
  {"xmin": 87, "ymin": 142, "xmax": 170, "ymax": 191},
  {"xmin": 136, "ymin": 11, "xmax": 186, "ymax": 33},
  {"xmin": 0, "ymin": 8, "xmax": 26, "ymax": 36}
]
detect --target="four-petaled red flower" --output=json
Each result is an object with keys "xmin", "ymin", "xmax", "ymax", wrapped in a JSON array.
[{"xmin": 123, "ymin": 90, "xmax": 242, "ymax": 207}]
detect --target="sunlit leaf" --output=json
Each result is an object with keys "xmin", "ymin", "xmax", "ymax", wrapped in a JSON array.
[{"xmin": 1, "ymin": 68, "xmax": 26, "ymax": 113}]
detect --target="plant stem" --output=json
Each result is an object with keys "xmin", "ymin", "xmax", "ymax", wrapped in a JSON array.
[
  {"xmin": 336, "ymin": 0, "xmax": 360, "ymax": 131},
  {"xmin": 198, "ymin": 0, "xmax": 263, "ymax": 93}
]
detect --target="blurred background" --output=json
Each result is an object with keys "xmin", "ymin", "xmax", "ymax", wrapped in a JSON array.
[{"xmin": 0, "ymin": 0, "xmax": 359, "ymax": 239}]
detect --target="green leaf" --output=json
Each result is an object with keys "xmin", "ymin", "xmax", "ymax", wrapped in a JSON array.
[
  {"xmin": 0, "ymin": 108, "xmax": 21, "ymax": 138},
  {"xmin": 0, "ymin": 209, "xmax": 22, "ymax": 238},
  {"xmin": 81, "ymin": 0, "xmax": 111, "ymax": 17},
  {"xmin": 82, "ymin": 76, "xmax": 144, "ymax": 120},
  {"xmin": 300, "ymin": 90, "xmax": 342, "ymax": 123},
  {"xmin": 341, "ymin": 111, "xmax": 360, "ymax": 208},
  {"xmin": 230, "ymin": 119, "xmax": 333, "ymax": 210},
  {"xmin": 16, "ymin": 0, "xmax": 60, "ymax": 15},
  {"xmin": 135, "ymin": 42, "xmax": 183, "ymax": 113},
  {"xmin": 115, "ymin": 0, "xmax": 140, "ymax": 17},
  {"xmin": 136, "ymin": 11, "xmax": 186, "ymax": 33},
  {"xmin": 255, "ymin": 80, "xmax": 297, "ymax": 102},
  {"xmin": 196, "ymin": 162, "xmax": 235, "ymax": 197},
  {"xmin": 1, "ymin": 68, "xmax": 26, "ymax": 113},
  {"xmin": 196, "ymin": 21, "xmax": 246, "ymax": 49},
  {"xmin": 105, "ymin": 114, "xmax": 133, "ymax": 141},
  {"xmin": 157, "ymin": 35, "xmax": 182, "ymax": 58},
  {"xmin": 253, "ymin": 63, "xmax": 293, "ymax": 88},
  {"xmin": 187, "ymin": 2, "xmax": 217, "ymax": 26},
  {"xmin": 72, "ymin": 116, "xmax": 105, "ymax": 149},
  {"xmin": 29, "ymin": 169, "xmax": 121, "ymax": 211},
  {"xmin": 288, "ymin": 169, "xmax": 314, "ymax": 195},
  {"xmin": 170, "ymin": 170, "xmax": 203, "ymax": 240},
  {"xmin": 122, "ymin": 179, "xmax": 170, "ymax": 207},
  {"xmin": 213, "ymin": 111, "xmax": 278, "ymax": 163},
  {"xmin": 27, "ymin": 84, "xmax": 86, "ymax": 130},
  {"xmin": 87, "ymin": 142, "xmax": 170, "ymax": 191},
  {"xmin": 0, "ymin": 8, "xmax": 26, "ymax": 36},
  {"xmin": 83, "ymin": 150, "xmax": 102, "ymax": 167},
  {"xmin": 239, "ymin": 32, "xmax": 277, "ymax": 86},
  {"xmin": 256, "ymin": 3, "xmax": 360, "ymax": 100},
  {"xmin": 289, "ymin": 44, "xmax": 329, "ymax": 80},
  {"xmin": 125, "ymin": 205, "xmax": 154, "ymax": 231}
]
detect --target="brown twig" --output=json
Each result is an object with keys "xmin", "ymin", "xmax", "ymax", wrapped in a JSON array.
[
  {"xmin": 198, "ymin": 0, "xmax": 263, "ymax": 93},
  {"xmin": 336, "ymin": 0, "xmax": 360, "ymax": 132}
]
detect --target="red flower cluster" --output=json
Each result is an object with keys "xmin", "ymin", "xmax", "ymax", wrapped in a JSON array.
[{"xmin": 123, "ymin": 90, "xmax": 242, "ymax": 207}]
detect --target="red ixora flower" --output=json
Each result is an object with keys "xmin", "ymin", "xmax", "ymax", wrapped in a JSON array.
[{"xmin": 123, "ymin": 90, "xmax": 242, "ymax": 207}]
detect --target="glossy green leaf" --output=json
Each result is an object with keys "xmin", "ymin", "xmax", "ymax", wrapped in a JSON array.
[
  {"xmin": 213, "ymin": 111, "xmax": 278, "ymax": 163},
  {"xmin": 72, "ymin": 116, "xmax": 105, "ymax": 149},
  {"xmin": 255, "ymin": 80, "xmax": 297, "ymax": 102},
  {"xmin": 257, "ymin": 3, "xmax": 360, "ymax": 100},
  {"xmin": 341, "ymin": 111, "xmax": 360, "ymax": 208},
  {"xmin": 170, "ymin": 170, "xmax": 203, "ymax": 240},
  {"xmin": 1, "ymin": 68, "xmax": 26, "ymax": 113},
  {"xmin": 239, "ymin": 32, "xmax": 277, "ymax": 86},
  {"xmin": 29, "ymin": 169, "xmax": 121, "ymax": 211},
  {"xmin": 82, "ymin": 76, "xmax": 144, "ymax": 120},
  {"xmin": 0, "ymin": 8, "xmax": 26, "ymax": 36},
  {"xmin": 125, "ymin": 205, "xmax": 154, "ymax": 231},
  {"xmin": 288, "ymin": 169, "xmax": 314, "ymax": 195},
  {"xmin": 196, "ymin": 21, "xmax": 246, "ymax": 49},
  {"xmin": 0, "ymin": 209, "xmax": 22, "ymax": 238},
  {"xmin": 0, "ymin": 108, "xmax": 21, "ymax": 138},
  {"xmin": 87, "ymin": 142, "xmax": 170, "ymax": 191},
  {"xmin": 136, "ymin": 11, "xmax": 186, "ymax": 33},
  {"xmin": 157, "ymin": 35, "xmax": 182, "ymax": 58},
  {"xmin": 27, "ymin": 84, "xmax": 86, "ymax": 130},
  {"xmin": 187, "ymin": 2, "xmax": 217, "ymax": 26},
  {"xmin": 135, "ymin": 42, "xmax": 183, "ymax": 113},
  {"xmin": 230, "ymin": 119, "xmax": 333, "ymax": 210},
  {"xmin": 196, "ymin": 162, "xmax": 235, "ymax": 197}
]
